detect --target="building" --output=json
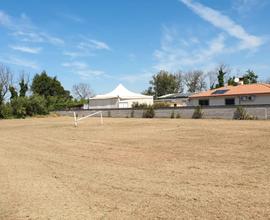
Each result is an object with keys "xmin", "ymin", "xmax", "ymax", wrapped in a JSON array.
[
  {"xmin": 188, "ymin": 84, "xmax": 270, "ymax": 106},
  {"xmin": 155, "ymin": 93, "xmax": 191, "ymax": 107},
  {"xmin": 85, "ymin": 84, "xmax": 153, "ymax": 109}
]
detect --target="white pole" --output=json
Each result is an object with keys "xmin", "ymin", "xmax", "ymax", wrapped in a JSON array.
[
  {"xmin": 73, "ymin": 112, "xmax": 78, "ymax": 127},
  {"xmin": 101, "ymin": 112, "xmax": 103, "ymax": 125}
]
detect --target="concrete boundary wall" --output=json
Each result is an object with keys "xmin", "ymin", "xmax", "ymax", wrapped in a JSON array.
[{"xmin": 56, "ymin": 105, "xmax": 270, "ymax": 120}]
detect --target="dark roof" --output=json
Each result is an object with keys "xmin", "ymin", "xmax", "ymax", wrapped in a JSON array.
[{"xmin": 157, "ymin": 93, "xmax": 192, "ymax": 100}]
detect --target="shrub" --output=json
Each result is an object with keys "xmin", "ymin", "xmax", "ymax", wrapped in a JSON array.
[
  {"xmin": 132, "ymin": 102, "xmax": 148, "ymax": 109},
  {"xmin": 176, "ymin": 113, "xmax": 181, "ymax": 118},
  {"xmin": 153, "ymin": 102, "xmax": 171, "ymax": 109},
  {"xmin": 170, "ymin": 111, "xmax": 175, "ymax": 119},
  {"xmin": 143, "ymin": 106, "xmax": 155, "ymax": 118},
  {"xmin": 26, "ymin": 95, "xmax": 48, "ymax": 116},
  {"xmin": 192, "ymin": 106, "xmax": 203, "ymax": 119},
  {"xmin": 11, "ymin": 97, "xmax": 28, "ymax": 118},
  {"xmin": 0, "ymin": 103, "xmax": 13, "ymax": 119},
  {"xmin": 233, "ymin": 106, "xmax": 256, "ymax": 120}
]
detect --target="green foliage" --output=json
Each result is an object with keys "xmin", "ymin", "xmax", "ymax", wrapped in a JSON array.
[
  {"xmin": 31, "ymin": 71, "xmax": 70, "ymax": 98},
  {"xmin": 192, "ymin": 106, "xmax": 203, "ymax": 119},
  {"xmin": 146, "ymin": 70, "xmax": 183, "ymax": 98},
  {"xmin": 233, "ymin": 106, "xmax": 256, "ymax": 120},
  {"xmin": 133, "ymin": 102, "xmax": 171, "ymax": 110},
  {"xmin": 9, "ymin": 86, "xmax": 18, "ymax": 100},
  {"xmin": 26, "ymin": 95, "xmax": 48, "ymax": 116},
  {"xmin": 142, "ymin": 87, "xmax": 154, "ymax": 96},
  {"xmin": 142, "ymin": 106, "xmax": 155, "ymax": 118},
  {"xmin": 215, "ymin": 65, "xmax": 227, "ymax": 88},
  {"xmin": 0, "ymin": 103, "xmax": 13, "ymax": 119},
  {"xmin": 243, "ymin": 70, "xmax": 258, "ymax": 84},
  {"xmin": 153, "ymin": 102, "xmax": 171, "ymax": 109},
  {"xmin": 170, "ymin": 111, "xmax": 175, "ymax": 119},
  {"xmin": 227, "ymin": 76, "xmax": 238, "ymax": 86},
  {"xmin": 228, "ymin": 70, "xmax": 258, "ymax": 86},
  {"xmin": 10, "ymin": 97, "xmax": 28, "ymax": 118},
  {"xmin": 0, "ymin": 87, "xmax": 3, "ymax": 105},
  {"xmin": 132, "ymin": 102, "xmax": 148, "ymax": 109},
  {"xmin": 19, "ymin": 79, "xmax": 28, "ymax": 97}
]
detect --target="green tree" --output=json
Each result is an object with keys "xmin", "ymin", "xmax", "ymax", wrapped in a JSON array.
[
  {"xmin": 31, "ymin": 71, "xmax": 70, "ymax": 98},
  {"xmin": 9, "ymin": 86, "xmax": 18, "ymax": 100},
  {"xmin": 227, "ymin": 76, "xmax": 238, "ymax": 86},
  {"xmin": 215, "ymin": 64, "xmax": 228, "ymax": 88},
  {"xmin": 19, "ymin": 78, "xmax": 28, "ymax": 97},
  {"xmin": 146, "ymin": 70, "xmax": 183, "ymax": 98},
  {"xmin": 243, "ymin": 70, "xmax": 258, "ymax": 84},
  {"xmin": 228, "ymin": 69, "xmax": 258, "ymax": 86}
]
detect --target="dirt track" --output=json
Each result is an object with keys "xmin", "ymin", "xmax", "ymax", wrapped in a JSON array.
[{"xmin": 0, "ymin": 117, "xmax": 270, "ymax": 219}]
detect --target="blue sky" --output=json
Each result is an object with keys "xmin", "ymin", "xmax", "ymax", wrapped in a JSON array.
[{"xmin": 0, "ymin": 0, "xmax": 269, "ymax": 94}]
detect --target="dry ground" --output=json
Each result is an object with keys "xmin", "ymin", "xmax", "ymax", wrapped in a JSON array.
[{"xmin": 0, "ymin": 117, "xmax": 270, "ymax": 220}]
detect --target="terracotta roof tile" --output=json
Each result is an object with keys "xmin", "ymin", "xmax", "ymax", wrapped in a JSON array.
[{"xmin": 190, "ymin": 84, "xmax": 270, "ymax": 98}]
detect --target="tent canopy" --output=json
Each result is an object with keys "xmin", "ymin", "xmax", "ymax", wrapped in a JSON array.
[{"xmin": 90, "ymin": 84, "xmax": 153, "ymax": 100}]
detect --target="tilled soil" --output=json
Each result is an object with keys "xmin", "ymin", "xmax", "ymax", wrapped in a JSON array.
[{"xmin": 0, "ymin": 117, "xmax": 270, "ymax": 219}]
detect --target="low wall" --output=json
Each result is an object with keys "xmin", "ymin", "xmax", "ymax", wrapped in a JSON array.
[{"xmin": 56, "ymin": 105, "xmax": 270, "ymax": 120}]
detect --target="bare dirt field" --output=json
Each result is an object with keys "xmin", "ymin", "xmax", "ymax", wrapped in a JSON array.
[{"xmin": 0, "ymin": 117, "xmax": 270, "ymax": 220}]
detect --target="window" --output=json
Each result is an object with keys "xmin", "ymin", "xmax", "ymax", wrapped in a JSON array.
[
  {"xmin": 212, "ymin": 89, "xmax": 229, "ymax": 95},
  {"xmin": 240, "ymin": 96, "xmax": 255, "ymax": 101},
  {"xmin": 199, "ymin": 99, "xmax": 209, "ymax": 106},
  {"xmin": 225, "ymin": 98, "xmax": 235, "ymax": 105}
]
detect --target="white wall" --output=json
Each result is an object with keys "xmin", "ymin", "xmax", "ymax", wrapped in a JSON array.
[
  {"xmin": 189, "ymin": 94, "xmax": 270, "ymax": 106},
  {"xmin": 88, "ymin": 98, "xmax": 119, "ymax": 109},
  {"xmin": 123, "ymin": 98, "xmax": 153, "ymax": 108},
  {"xmin": 86, "ymin": 97, "xmax": 153, "ymax": 109}
]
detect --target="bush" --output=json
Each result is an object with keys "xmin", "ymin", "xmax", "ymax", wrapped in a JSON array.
[
  {"xmin": 192, "ymin": 106, "xmax": 203, "ymax": 119},
  {"xmin": 0, "ymin": 103, "xmax": 13, "ymax": 119},
  {"xmin": 26, "ymin": 95, "xmax": 48, "ymax": 116},
  {"xmin": 143, "ymin": 106, "xmax": 155, "ymax": 118},
  {"xmin": 170, "ymin": 111, "xmax": 175, "ymax": 119},
  {"xmin": 11, "ymin": 97, "xmax": 28, "ymax": 118},
  {"xmin": 176, "ymin": 112, "xmax": 181, "ymax": 118},
  {"xmin": 153, "ymin": 102, "xmax": 171, "ymax": 109},
  {"xmin": 132, "ymin": 102, "xmax": 148, "ymax": 109},
  {"xmin": 233, "ymin": 106, "xmax": 256, "ymax": 120}
]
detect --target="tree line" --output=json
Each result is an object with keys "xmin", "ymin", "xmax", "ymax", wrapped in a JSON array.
[
  {"xmin": 1, "ymin": 62, "xmax": 269, "ymax": 119},
  {"xmin": 143, "ymin": 64, "xmax": 263, "ymax": 98},
  {"xmin": 0, "ymin": 64, "xmax": 93, "ymax": 119}
]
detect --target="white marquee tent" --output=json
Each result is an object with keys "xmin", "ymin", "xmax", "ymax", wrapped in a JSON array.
[{"xmin": 86, "ymin": 84, "xmax": 153, "ymax": 109}]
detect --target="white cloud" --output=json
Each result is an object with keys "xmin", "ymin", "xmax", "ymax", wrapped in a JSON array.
[
  {"xmin": 60, "ymin": 13, "xmax": 84, "ymax": 23},
  {"xmin": 180, "ymin": 0, "xmax": 264, "ymax": 49},
  {"xmin": 120, "ymin": 71, "xmax": 152, "ymax": 83},
  {"xmin": 233, "ymin": 0, "xmax": 269, "ymax": 14},
  {"xmin": 153, "ymin": 26, "xmax": 226, "ymax": 71},
  {"xmin": 0, "ymin": 56, "xmax": 38, "ymax": 69},
  {"xmin": 62, "ymin": 61, "xmax": 104, "ymax": 78},
  {"xmin": 0, "ymin": 10, "xmax": 12, "ymax": 27},
  {"xmin": 11, "ymin": 31, "xmax": 64, "ymax": 46},
  {"xmin": 0, "ymin": 10, "xmax": 64, "ymax": 47},
  {"xmin": 63, "ymin": 37, "xmax": 110, "ymax": 59},
  {"xmin": 9, "ymin": 45, "xmax": 42, "ymax": 54},
  {"xmin": 78, "ymin": 38, "xmax": 110, "ymax": 51}
]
